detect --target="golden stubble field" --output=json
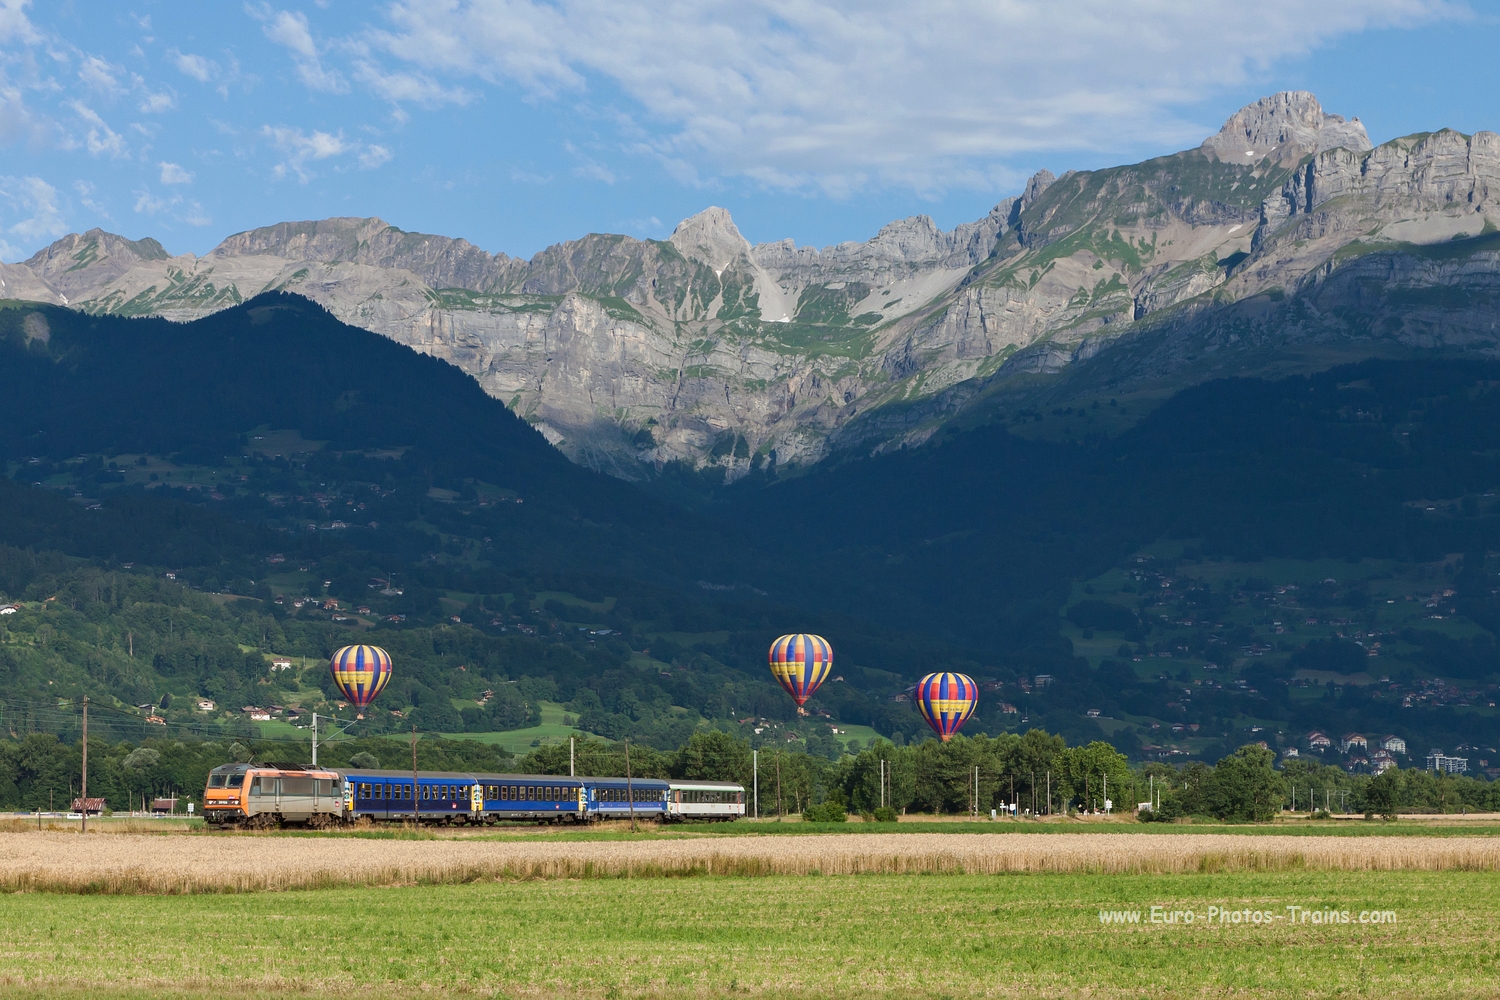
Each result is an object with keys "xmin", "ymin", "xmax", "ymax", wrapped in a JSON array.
[{"xmin": 2, "ymin": 830, "xmax": 1499, "ymax": 893}]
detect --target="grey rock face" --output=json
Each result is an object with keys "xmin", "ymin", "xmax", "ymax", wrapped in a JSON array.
[
  {"xmin": 1202, "ymin": 90, "xmax": 1371, "ymax": 160},
  {"xmin": 6, "ymin": 92, "xmax": 1499, "ymax": 477}
]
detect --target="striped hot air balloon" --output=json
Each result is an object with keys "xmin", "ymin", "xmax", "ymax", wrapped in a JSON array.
[
  {"xmin": 328, "ymin": 644, "xmax": 393, "ymax": 708},
  {"xmin": 915, "ymin": 672, "xmax": 977, "ymax": 742},
  {"xmin": 768, "ymin": 633, "xmax": 833, "ymax": 711}
]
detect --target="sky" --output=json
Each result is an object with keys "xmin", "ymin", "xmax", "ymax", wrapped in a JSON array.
[{"xmin": 0, "ymin": 0, "xmax": 1496, "ymax": 263}]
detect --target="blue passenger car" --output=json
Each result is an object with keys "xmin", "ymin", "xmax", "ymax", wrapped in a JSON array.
[
  {"xmin": 580, "ymin": 776, "xmax": 669, "ymax": 821},
  {"xmin": 334, "ymin": 769, "xmax": 668, "ymax": 824}
]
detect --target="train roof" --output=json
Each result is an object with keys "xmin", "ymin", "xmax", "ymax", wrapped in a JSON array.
[
  {"xmin": 667, "ymin": 780, "xmax": 745, "ymax": 789},
  {"xmin": 334, "ymin": 769, "xmax": 668, "ymax": 785}
]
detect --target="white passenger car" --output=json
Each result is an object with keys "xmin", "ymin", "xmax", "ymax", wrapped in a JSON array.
[{"xmin": 666, "ymin": 781, "xmax": 745, "ymax": 822}]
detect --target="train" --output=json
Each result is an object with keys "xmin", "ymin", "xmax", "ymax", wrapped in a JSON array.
[{"xmin": 202, "ymin": 763, "xmax": 746, "ymax": 828}]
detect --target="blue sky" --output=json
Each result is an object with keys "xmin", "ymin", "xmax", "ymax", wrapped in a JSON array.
[{"xmin": 0, "ymin": 0, "xmax": 1494, "ymax": 263}]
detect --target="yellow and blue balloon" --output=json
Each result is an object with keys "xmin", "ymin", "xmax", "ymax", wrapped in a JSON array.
[
  {"xmin": 915, "ymin": 672, "xmax": 977, "ymax": 742},
  {"xmin": 768, "ymin": 633, "xmax": 833, "ymax": 710},
  {"xmin": 328, "ymin": 644, "xmax": 393, "ymax": 708}
]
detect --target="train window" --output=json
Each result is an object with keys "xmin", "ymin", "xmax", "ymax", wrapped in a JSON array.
[
  {"xmin": 207, "ymin": 774, "xmax": 224, "ymax": 788},
  {"xmin": 402, "ymin": 785, "xmax": 411, "ymax": 799},
  {"xmin": 357, "ymin": 783, "xmax": 371, "ymax": 800},
  {"xmin": 512, "ymin": 786, "xmax": 521, "ymax": 800},
  {"xmin": 500, "ymin": 785, "xmax": 509, "ymax": 801},
  {"xmin": 283, "ymin": 777, "xmax": 314, "ymax": 796},
  {"xmin": 421, "ymin": 785, "xmax": 430, "ymax": 801}
]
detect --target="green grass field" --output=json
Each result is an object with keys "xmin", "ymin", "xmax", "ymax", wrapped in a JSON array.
[
  {"xmin": 0, "ymin": 870, "xmax": 1492, "ymax": 998},
  {"xmin": 439, "ymin": 701, "xmax": 601, "ymax": 754}
]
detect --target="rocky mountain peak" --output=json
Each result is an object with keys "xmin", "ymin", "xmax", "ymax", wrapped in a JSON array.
[
  {"xmin": 1021, "ymin": 169, "xmax": 1056, "ymax": 209},
  {"xmin": 1202, "ymin": 91, "xmax": 1371, "ymax": 159},
  {"xmin": 212, "ymin": 217, "xmax": 396, "ymax": 261},
  {"xmin": 669, "ymin": 207, "xmax": 751, "ymax": 272}
]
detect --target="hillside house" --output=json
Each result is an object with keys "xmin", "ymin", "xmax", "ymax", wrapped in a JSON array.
[
  {"xmin": 197, "ymin": 699, "xmax": 215, "ymax": 711},
  {"xmin": 999, "ymin": 703, "xmax": 1018, "ymax": 714},
  {"xmin": 271, "ymin": 658, "xmax": 293, "ymax": 671},
  {"xmin": 0, "ymin": 604, "xmax": 18, "ymax": 615},
  {"xmin": 1306, "ymin": 731, "xmax": 1332, "ymax": 751},
  {"xmin": 1033, "ymin": 674, "xmax": 1054, "ymax": 688},
  {"xmin": 1380, "ymin": 734, "xmax": 1407, "ymax": 755},
  {"xmin": 1086, "ymin": 709, "xmax": 1101, "ymax": 718},
  {"xmin": 1340, "ymin": 733, "xmax": 1368, "ymax": 753}
]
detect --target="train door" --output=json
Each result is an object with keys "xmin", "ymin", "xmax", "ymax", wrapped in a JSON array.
[{"xmin": 470, "ymin": 783, "xmax": 483, "ymax": 818}]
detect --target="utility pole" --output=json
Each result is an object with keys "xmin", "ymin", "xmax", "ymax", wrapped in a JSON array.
[
  {"xmin": 80, "ymin": 697, "xmax": 88, "ymax": 834},
  {"xmin": 312, "ymin": 712, "xmax": 318, "ymax": 766},
  {"xmin": 1046, "ymin": 771, "xmax": 1051, "ymax": 816},
  {"xmin": 411, "ymin": 725, "xmax": 419, "ymax": 826},
  {"xmin": 570, "ymin": 736, "xmax": 575, "ymax": 778},
  {"xmin": 752, "ymin": 749, "xmax": 758, "ymax": 819},
  {"xmin": 775, "ymin": 750, "xmax": 782, "ymax": 819},
  {"xmin": 624, "ymin": 739, "xmax": 636, "ymax": 833}
]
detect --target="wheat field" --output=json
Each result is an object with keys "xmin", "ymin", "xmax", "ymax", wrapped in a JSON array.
[{"xmin": 1, "ymin": 831, "xmax": 1497, "ymax": 894}]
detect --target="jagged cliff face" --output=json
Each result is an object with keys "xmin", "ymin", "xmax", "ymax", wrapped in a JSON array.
[{"xmin": 7, "ymin": 91, "xmax": 1500, "ymax": 477}]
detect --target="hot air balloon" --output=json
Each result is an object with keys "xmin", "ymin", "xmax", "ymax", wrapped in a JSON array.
[
  {"xmin": 328, "ymin": 644, "xmax": 393, "ymax": 709},
  {"xmin": 915, "ymin": 672, "xmax": 977, "ymax": 742},
  {"xmin": 768, "ymin": 633, "xmax": 833, "ymax": 713}
]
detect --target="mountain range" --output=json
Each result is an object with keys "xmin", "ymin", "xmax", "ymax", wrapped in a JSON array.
[{"xmin": 4, "ymin": 90, "xmax": 1500, "ymax": 484}]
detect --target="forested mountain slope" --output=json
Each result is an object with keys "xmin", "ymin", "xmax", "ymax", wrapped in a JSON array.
[{"xmin": 0, "ymin": 292, "xmax": 1496, "ymax": 768}]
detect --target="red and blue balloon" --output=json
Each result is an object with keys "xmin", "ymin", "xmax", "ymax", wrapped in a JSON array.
[
  {"xmin": 915, "ymin": 671, "xmax": 977, "ymax": 742},
  {"xmin": 768, "ymin": 633, "xmax": 833, "ymax": 711},
  {"xmin": 328, "ymin": 644, "xmax": 393, "ymax": 708}
]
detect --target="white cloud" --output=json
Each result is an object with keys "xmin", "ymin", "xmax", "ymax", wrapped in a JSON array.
[
  {"xmin": 73, "ymin": 178, "xmax": 110, "ymax": 219},
  {"xmin": 182, "ymin": 202, "xmax": 212, "ymax": 226},
  {"xmin": 358, "ymin": 143, "xmax": 392, "ymax": 169},
  {"xmin": 364, "ymin": 0, "xmax": 1463, "ymax": 194},
  {"xmin": 77, "ymin": 55, "xmax": 123, "ymax": 94},
  {"xmin": 261, "ymin": 124, "xmax": 355, "ymax": 181},
  {"xmin": 0, "ymin": 175, "xmax": 65, "ymax": 243},
  {"xmin": 172, "ymin": 51, "xmax": 214, "ymax": 82},
  {"xmin": 351, "ymin": 60, "xmax": 471, "ymax": 107},
  {"xmin": 68, "ymin": 101, "xmax": 127, "ymax": 158},
  {"xmin": 255, "ymin": 6, "xmax": 349, "ymax": 93},
  {"xmin": 133, "ymin": 189, "xmax": 173, "ymax": 214},
  {"xmin": 0, "ymin": 0, "xmax": 42, "ymax": 46},
  {"xmin": 159, "ymin": 161, "xmax": 194, "ymax": 184},
  {"xmin": 139, "ymin": 89, "xmax": 176, "ymax": 113}
]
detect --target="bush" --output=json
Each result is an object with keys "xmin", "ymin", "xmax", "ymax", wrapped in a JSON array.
[
  {"xmin": 871, "ymin": 806, "xmax": 898, "ymax": 823},
  {"xmin": 349, "ymin": 751, "xmax": 381, "ymax": 768},
  {"xmin": 803, "ymin": 801, "xmax": 847, "ymax": 823}
]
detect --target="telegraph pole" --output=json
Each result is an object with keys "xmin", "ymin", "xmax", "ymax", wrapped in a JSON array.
[
  {"xmin": 80, "ymin": 697, "xmax": 88, "ymax": 834},
  {"xmin": 624, "ymin": 739, "xmax": 636, "ymax": 833},
  {"xmin": 753, "ymin": 749, "xmax": 760, "ymax": 819},
  {"xmin": 411, "ymin": 725, "xmax": 419, "ymax": 826},
  {"xmin": 312, "ymin": 712, "xmax": 318, "ymax": 766},
  {"xmin": 570, "ymin": 736, "xmax": 575, "ymax": 778},
  {"xmin": 775, "ymin": 750, "xmax": 782, "ymax": 819}
]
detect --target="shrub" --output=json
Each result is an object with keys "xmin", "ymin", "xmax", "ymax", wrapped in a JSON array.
[{"xmin": 803, "ymin": 801, "xmax": 847, "ymax": 823}]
